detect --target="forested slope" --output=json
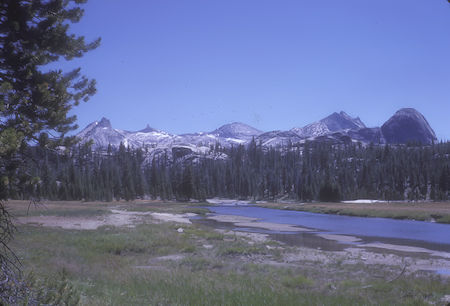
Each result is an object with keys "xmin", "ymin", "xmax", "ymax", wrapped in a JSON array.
[{"xmin": 4, "ymin": 140, "xmax": 449, "ymax": 202}]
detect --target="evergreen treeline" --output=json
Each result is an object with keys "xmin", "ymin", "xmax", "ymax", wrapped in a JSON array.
[{"xmin": 5, "ymin": 140, "xmax": 450, "ymax": 202}]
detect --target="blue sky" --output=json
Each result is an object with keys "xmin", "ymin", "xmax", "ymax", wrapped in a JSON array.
[{"xmin": 63, "ymin": 0, "xmax": 450, "ymax": 140}]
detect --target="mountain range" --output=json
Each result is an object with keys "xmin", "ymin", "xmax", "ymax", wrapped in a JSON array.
[{"xmin": 77, "ymin": 108, "xmax": 437, "ymax": 155}]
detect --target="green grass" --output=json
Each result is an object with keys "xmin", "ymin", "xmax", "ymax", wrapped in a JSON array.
[
  {"xmin": 180, "ymin": 207, "xmax": 210, "ymax": 215},
  {"xmin": 184, "ymin": 226, "xmax": 224, "ymax": 240},
  {"xmin": 258, "ymin": 202, "xmax": 450, "ymax": 224},
  {"xmin": 27, "ymin": 208, "xmax": 109, "ymax": 218},
  {"xmin": 179, "ymin": 256, "xmax": 223, "ymax": 271},
  {"xmin": 9, "ymin": 201, "xmax": 450, "ymax": 305},
  {"xmin": 281, "ymin": 274, "xmax": 314, "ymax": 289},
  {"xmin": 75, "ymin": 269, "xmax": 366, "ymax": 306},
  {"xmin": 307, "ymin": 206, "xmax": 432, "ymax": 221},
  {"xmin": 434, "ymin": 214, "xmax": 450, "ymax": 224},
  {"xmin": 10, "ymin": 204, "xmax": 110, "ymax": 218},
  {"xmin": 216, "ymin": 238, "xmax": 268, "ymax": 256}
]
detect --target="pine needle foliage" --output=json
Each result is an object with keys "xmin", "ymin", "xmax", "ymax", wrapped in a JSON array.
[{"xmin": 0, "ymin": 0, "xmax": 99, "ymax": 303}]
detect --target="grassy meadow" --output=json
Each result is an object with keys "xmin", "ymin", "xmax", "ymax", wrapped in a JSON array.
[
  {"xmin": 257, "ymin": 201, "xmax": 450, "ymax": 224},
  {"xmin": 5, "ymin": 200, "xmax": 450, "ymax": 305}
]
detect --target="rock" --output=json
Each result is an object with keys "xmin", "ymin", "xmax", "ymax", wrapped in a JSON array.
[
  {"xmin": 211, "ymin": 122, "xmax": 262, "ymax": 139},
  {"xmin": 441, "ymin": 295, "xmax": 450, "ymax": 305},
  {"xmin": 381, "ymin": 108, "xmax": 437, "ymax": 144},
  {"xmin": 172, "ymin": 146, "xmax": 193, "ymax": 160},
  {"xmin": 177, "ymin": 227, "xmax": 184, "ymax": 233}
]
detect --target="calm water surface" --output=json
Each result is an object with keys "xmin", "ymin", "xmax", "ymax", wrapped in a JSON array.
[{"xmin": 207, "ymin": 205, "xmax": 450, "ymax": 246}]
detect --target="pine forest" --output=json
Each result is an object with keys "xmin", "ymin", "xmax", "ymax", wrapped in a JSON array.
[{"xmin": 3, "ymin": 140, "xmax": 449, "ymax": 203}]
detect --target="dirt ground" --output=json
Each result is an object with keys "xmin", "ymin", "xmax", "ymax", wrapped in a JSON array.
[{"xmin": 15, "ymin": 207, "xmax": 194, "ymax": 229}]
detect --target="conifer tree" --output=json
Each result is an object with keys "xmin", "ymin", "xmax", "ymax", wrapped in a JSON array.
[{"xmin": 0, "ymin": 0, "xmax": 99, "ymax": 302}]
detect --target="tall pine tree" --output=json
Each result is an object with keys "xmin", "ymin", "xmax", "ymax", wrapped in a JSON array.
[{"xmin": 0, "ymin": 0, "xmax": 99, "ymax": 302}]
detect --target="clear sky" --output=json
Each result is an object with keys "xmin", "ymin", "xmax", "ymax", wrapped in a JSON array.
[{"xmin": 62, "ymin": 0, "xmax": 450, "ymax": 140}]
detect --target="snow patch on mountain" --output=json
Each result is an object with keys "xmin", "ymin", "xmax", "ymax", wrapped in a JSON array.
[
  {"xmin": 76, "ymin": 108, "xmax": 436, "ymax": 152},
  {"xmin": 76, "ymin": 117, "xmax": 128, "ymax": 148},
  {"xmin": 292, "ymin": 121, "xmax": 331, "ymax": 138},
  {"xmin": 291, "ymin": 111, "xmax": 366, "ymax": 138}
]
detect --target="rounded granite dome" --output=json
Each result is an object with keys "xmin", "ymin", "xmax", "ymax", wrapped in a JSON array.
[
  {"xmin": 212, "ymin": 122, "xmax": 262, "ymax": 139},
  {"xmin": 381, "ymin": 108, "xmax": 437, "ymax": 144}
]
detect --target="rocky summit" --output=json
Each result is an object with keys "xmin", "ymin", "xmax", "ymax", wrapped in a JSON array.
[
  {"xmin": 290, "ymin": 111, "xmax": 366, "ymax": 138},
  {"xmin": 381, "ymin": 108, "xmax": 437, "ymax": 145},
  {"xmin": 76, "ymin": 108, "xmax": 438, "ymax": 151},
  {"xmin": 211, "ymin": 122, "xmax": 262, "ymax": 140}
]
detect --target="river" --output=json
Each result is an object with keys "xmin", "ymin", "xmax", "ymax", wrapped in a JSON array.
[{"xmin": 204, "ymin": 204, "xmax": 450, "ymax": 252}]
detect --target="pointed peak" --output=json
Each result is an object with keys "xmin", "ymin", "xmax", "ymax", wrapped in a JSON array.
[
  {"xmin": 138, "ymin": 124, "xmax": 156, "ymax": 133},
  {"xmin": 98, "ymin": 117, "xmax": 112, "ymax": 128},
  {"xmin": 319, "ymin": 111, "xmax": 366, "ymax": 131},
  {"xmin": 323, "ymin": 111, "xmax": 347, "ymax": 120}
]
